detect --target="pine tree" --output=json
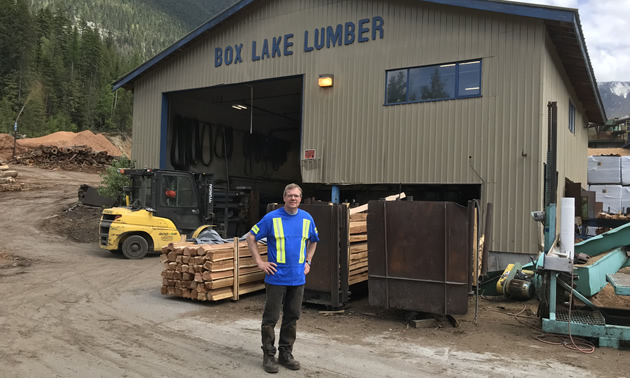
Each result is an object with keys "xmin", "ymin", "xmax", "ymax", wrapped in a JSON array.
[
  {"xmin": 387, "ymin": 71, "xmax": 407, "ymax": 103},
  {"xmin": 421, "ymin": 67, "xmax": 450, "ymax": 100}
]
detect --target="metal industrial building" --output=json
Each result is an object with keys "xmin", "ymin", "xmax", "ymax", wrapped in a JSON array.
[{"xmin": 113, "ymin": 0, "xmax": 606, "ymax": 263}]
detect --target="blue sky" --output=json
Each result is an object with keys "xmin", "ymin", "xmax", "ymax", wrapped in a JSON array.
[{"xmin": 506, "ymin": 0, "xmax": 629, "ymax": 82}]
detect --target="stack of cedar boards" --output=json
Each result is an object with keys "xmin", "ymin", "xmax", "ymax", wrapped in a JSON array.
[
  {"xmin": 160, "ymin": 239, "xmax": 268, "ymax": 301},
  {"xmin": 348, "ymin": 212, "xmax": 368, "ymax": 285}
]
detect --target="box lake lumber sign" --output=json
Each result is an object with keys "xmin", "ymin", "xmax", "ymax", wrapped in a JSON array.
[{"xmin": 214, "ymin": 16, "xmax": 384, "ymax": 67}]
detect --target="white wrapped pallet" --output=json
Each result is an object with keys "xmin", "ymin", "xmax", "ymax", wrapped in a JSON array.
[
  {"xmin": 621, "ymin": 156, "xmax": 630, "ymax": 185},
  {"xmin": 622, "ymin": 186, "xmax": 630, "ymax": 215},
  {"xmin": 589, "ymin": 185, "xmax": 622, "ymax": 214},
  {"xmin": 587, "ymin": 156, "xmax": 621, "ymax": 184}
]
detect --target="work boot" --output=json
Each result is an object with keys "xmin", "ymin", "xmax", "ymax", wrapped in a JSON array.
[
  {"xmin": 278, "ymin": 350, "xmax": 300, "ymax": 370},
  {"xmin": 263, "ymin": 353, "xmax": 279, "ymax": 374}
]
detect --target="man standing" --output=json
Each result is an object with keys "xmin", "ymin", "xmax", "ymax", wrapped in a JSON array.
[{"xmin": 247, "ymin": 183, "xmax": 319, "ymax": 374}]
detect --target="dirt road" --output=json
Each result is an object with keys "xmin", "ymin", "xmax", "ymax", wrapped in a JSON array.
[{"xmin": 0, "ymin": 166, "xmax": 627, "ymax": 377}]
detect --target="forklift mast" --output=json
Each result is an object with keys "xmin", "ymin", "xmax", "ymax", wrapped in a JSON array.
[{"xmin": 192, "ymin": 172, "xmax": 215, "ymax": 224}]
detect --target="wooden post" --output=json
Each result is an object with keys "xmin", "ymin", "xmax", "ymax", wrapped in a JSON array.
[{"xmin": 232, "ymin": 237, "xmax": 240, "ymax": 300}]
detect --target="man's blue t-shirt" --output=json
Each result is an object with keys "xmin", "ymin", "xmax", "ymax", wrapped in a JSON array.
[{"xmin": 250, "ymin": 207, "xmax": 319, "ymax": 286}]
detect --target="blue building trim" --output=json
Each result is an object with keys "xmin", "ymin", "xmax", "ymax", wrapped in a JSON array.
[
  {"xmin": 113, "ymin": 0, "xmax": 256, "ymax": 91},
  {"xmin": 160, "ymin": 94, "xmax": 168, "ymax": 169}
]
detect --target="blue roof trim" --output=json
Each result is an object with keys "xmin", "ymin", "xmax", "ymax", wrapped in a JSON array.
[
  {"xmin": 421, "ymin": 0, "xmax": 575, "ymax": 22},
  {"xmin": 112, "ymin": 0, "xmax": 255, "ymax": 91}
]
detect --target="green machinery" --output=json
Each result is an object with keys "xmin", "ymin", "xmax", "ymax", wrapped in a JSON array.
[{"xmin": 538, "ymin": 223, "xmax": 630, "ymax": 349}]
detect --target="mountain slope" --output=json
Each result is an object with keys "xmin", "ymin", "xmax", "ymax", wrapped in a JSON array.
[
  {"xmin": 30, "ymin": 0, "xmax": 238, "ymax": 58},
  {"xmin": 598, "ymin": 81, "xmax": 630, "ymax": 119}
]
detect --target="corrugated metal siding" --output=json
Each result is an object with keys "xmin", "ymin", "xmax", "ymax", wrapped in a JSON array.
[
  {"xmin": 541, "ymin": 33, "xmax": 589, "ymax": 227},
  {"xmin": 128, "ymin": 0, "xmax": 578, "ymax": 254}
]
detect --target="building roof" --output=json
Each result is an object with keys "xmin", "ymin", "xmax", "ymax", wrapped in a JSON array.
[{"xmin": 112, "ymin": 0, "xmax": 606, "ymax": 124}]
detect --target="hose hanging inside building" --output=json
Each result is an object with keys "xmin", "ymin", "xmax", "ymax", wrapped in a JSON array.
[
  {"xmin": 170, "ymin": 116, "xmax": 197, "ymax": 170},
  {"xmin": 170, "ymin": 115, "xmax": 186, "ymax": 170},
  {"xmin": 214, "ymin": 125, "xmax": 234, "ymax": 159},
  {"xmin": 189, "ymin": 118, "xmax": 200, "ymax": 166},
  {"xmin": 198, "ymin": 122, "xmax": 213, "ymax": 166}
]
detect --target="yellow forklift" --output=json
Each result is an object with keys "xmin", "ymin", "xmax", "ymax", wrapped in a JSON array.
[{"xmin": 99, "ymin": 169, "xmax": 215, "ymax": 259}]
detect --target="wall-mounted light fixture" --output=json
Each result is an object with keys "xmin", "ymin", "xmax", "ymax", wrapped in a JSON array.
[
  {"xmin": 318, "ymin": 74, "xmax": 334, "ymax": 88},
  {"xmin": 232, "ymin": 104, "xmax": 247, "ymax": 110}
]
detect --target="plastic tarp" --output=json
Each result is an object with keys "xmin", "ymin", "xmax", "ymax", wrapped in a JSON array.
[
  {"xmin": 589, "ymin": 184, "xmax": 622, "ymax": 214},
  {"xmin": 588, "ymin": 156, "xmax": 621, "ymax": 184}
]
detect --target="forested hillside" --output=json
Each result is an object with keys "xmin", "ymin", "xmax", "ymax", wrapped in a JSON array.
[
  {"xmin": 0, "ymin": 0, "xmax": 236, "ymax": 139},
  {"xmin": 29, "ymin": 0, "xmax": 237, "ymax": 57}
]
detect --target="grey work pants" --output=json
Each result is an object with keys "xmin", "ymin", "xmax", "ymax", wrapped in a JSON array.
[{"xmin": 261, "ymin": 283, "xmax": 304, "ymax": 356}]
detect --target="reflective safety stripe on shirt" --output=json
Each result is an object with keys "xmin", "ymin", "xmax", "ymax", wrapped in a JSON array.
[
  {"xmin": 272, "ymin": 217, "xmax": 286, "ymax": 263},
  {"xmin": 299, "ymin": 219, "xmax": 310, "ymax": 263},
  {"xmin": 251, "ymin": 224, "xmax": 260, "ymax": 235}
]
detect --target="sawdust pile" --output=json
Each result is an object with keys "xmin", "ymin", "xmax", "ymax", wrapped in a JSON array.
[
  {"xmin": 0, "ymin": 131, "xmax": 124, "ymax": 161},
  {"xmin": 0, "ymin": 134, "xmax": 29, "ymax": 158},
  {"xmin": 588, "ymin": 148, "xmax": 630, "ymax": 157},
  {"xmin": 16, "ymin": 130, "xmax": 122, "ymax": 156}
]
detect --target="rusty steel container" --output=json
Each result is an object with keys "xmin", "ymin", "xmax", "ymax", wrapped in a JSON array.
[{"xmin": 367, "ymin": 200, "xmax": 471, "ymax": 315}]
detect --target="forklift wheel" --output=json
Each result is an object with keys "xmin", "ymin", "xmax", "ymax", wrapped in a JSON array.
[{"xmin": 122, "ymin": 235, "xmax": 149, "ymax": 259}]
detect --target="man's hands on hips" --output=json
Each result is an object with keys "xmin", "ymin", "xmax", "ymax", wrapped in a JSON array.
[{"xmin": 257, "ymin": 260, "xmax": 277, "ymax": 275}]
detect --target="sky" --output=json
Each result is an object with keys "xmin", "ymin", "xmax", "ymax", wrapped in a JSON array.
[{"xmin": 505, "ymin": 0, "xmax": 629, "ymax": 82}]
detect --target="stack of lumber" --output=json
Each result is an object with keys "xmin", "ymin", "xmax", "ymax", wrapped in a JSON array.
[
  {"xmin": 0, "ymin": 163, "xmax": 22, "ymax": 191},
  {"xmin": 597, "ymin": 212, "xmax": 630, "ymax": 220},
  {"xmin": 15, "ymin": 145, "xmax": 115, "ymax": 171},
  {"xmin": 348, "ymin": 212, "xmax": 368, "ymax": 285},
  {"xmin": 160, "ymin": 239, "xmax": 268, "ymax": 301}
]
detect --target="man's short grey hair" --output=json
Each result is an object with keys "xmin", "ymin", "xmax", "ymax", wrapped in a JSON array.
[{"xmin": 283, "ymin": 183, "xmax": 303, "ymax": 197}]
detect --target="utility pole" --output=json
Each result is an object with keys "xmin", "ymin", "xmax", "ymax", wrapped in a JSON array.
[{"xmin": 12, "ymin": 104, "xmax": 27, "ymax": 160}]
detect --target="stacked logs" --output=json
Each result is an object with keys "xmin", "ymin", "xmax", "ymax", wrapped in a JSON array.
[
  {"xmin": 348, "ymin": 212, "xmax": 368, "ymax": 285},
  {"xmin": 14, "ymin": 145, "xmax": 115, "ymax": 171},
  {"xmin": 160, "ymin": 239, "xmax": 268, "ymax": 301},
  {"xmin": 0, "ymin": 163, "xmax": 22, "ymax": 191}
]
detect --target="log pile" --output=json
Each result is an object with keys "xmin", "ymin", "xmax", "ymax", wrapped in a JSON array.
[
  {"xmin": 348, "ymin": 212, "xmax": 368, "ymax": 285},
  {"xmin": 14, "ymin": 145, "xmax": 115, "ymax": 171},
  {"xmin": 0, "ymin": 163, "xmax": 22, "ymax": 191},
  {"xmin": 160, "ymin": 239, "xmax": 268, "ymax": 301}
]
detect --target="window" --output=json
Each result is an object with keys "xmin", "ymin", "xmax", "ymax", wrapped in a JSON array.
[
  {"xmin": 161, "ymin": 175, "xmax": 198, "ymax": 207},
  {"xmin": 131, "ymin": 176, "xmax": 152, "ymax": 208},
  {"xmin": 385, "ymin": 60, "xmax": 482, "ymax": 105},
  {"xmin": 568, "ymin": 100, "xmax": 575, "ymax": 134}
]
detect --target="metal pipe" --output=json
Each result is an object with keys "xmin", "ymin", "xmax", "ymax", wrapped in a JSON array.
[
  {"xmin": 467, "ymin": 201, "xmax": 474, "ymax": 294},
  {"xmin": 331, "ymin": 185, "xmax": 340, "ymax": 204},
  {"xmin": 383, "ymin": 200, "xmax": 389, "ymax": 309},
  {"xmin": 481, "ymin": 202, "xmax": 493, "ymax": 276}
]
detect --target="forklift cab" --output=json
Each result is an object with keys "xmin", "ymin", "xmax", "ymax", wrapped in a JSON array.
[
  {"xmin": 124, "ymin": 169, "xmax": 213, "ymax": 236},
  {"xmin": 156, "ymin": 172, "xmax": 204, "ymax": 234}
]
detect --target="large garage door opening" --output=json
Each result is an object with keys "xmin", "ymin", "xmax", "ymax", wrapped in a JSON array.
[{"xmin": 166, "ymin": 76, "xmax": 303, "ymax": 237}]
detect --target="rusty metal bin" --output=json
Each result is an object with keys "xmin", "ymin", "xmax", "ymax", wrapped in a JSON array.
[
  {"xmin": 367, "ymin": 200, "xmax": 471, "ymax": 315},
  {"xmin": 267, "ymin": 203, "xmax": 349, "ymax": 308}
]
